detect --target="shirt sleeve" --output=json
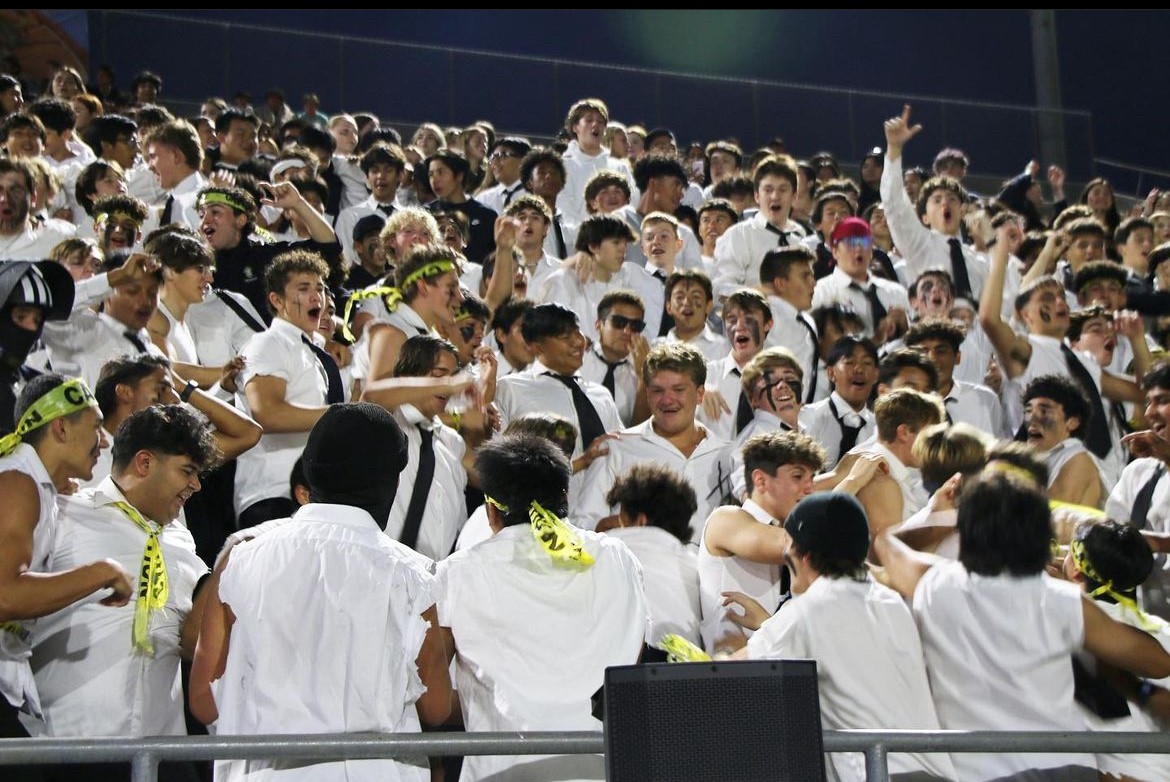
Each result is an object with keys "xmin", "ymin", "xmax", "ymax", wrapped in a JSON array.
[
  {"xmin": 239, "ymin": 332, "xmax": 292, "ymax": 386},
  {"xmin": 879, "ymin": 155, "xmax": 934, "ymax": 279},
  {"xmin": 745, "ymin": 599, "xmax": 805, "ymax": 659}
]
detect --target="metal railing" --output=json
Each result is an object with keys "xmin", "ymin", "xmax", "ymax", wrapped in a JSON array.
[{"xmin": 4, "ymin": 730, "xmax": 1170, "ymax": 782}]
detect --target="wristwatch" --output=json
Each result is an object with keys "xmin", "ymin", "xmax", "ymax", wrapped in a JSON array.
[{"xmin": 179, "ymin": 379, "xmax": 199, "ymax": 403}]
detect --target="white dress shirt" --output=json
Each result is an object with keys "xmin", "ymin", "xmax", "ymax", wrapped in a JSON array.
[
  {"xmin": 436, "ymin": 522, "xmax": 647, "ymax": 782},
  {"xmin": 352, "ymin": 300, "xmax": 432, "ymax": 385},
  {"xmin": 124, "ymin": 160, "xmax": 166, "ymax": 206},
  {"xmin": 29, "ymin": 478, "xmax": 206, "ymax": 738},
  {"xmin": 214, "ymin": 503, "xmax": 434, "ymax": 782},
  {"xmin": 913, "ymin": 562, "xmax": 1094, "ymax": 781},
  {"xmin": 233, "ymin": 318, "xmax": 329, "ymax": 515},
  {"xmin": 576, "ymin": 418, "xmax": 734, "ymax": 541},
  {"xmin": 162, "ymin": 170, "xmax": 206, "ymax": 230},
  {"xmin": 697, "ymin": 353, "xmax": 752, "ymax": 442},
  {"xmin": 621, "ymin": 261, "xmax": 671, "ymax": 338},
  {"xmin": 880, "ymin": 156, "xmax": 989, "ymax": 300},
  {"xmin": 798, "ymin": 391, "xmax": 877, "ymax": 469},
  {"xmin": 607, "ymin": 525, "xmax": 701, "ymax": 647},
  {"xmin": 579, "ymin": 346, "xmax": 638, "ymax": 426},
  {"xmin": 185, "ymin": 289, "xmax": 266, "ymax": 371},
  {"xmin": 0, "ymin": 221, "xmax": 76, "ymax": 261},
  {"xmin": 811, "ymin": 268, "xmax": 911, "ymax": 337},
  {"xmin": 383, "ymin": 405, "xmax": 467, "ymax": 561},
  {"xmin": 765, "ymin": 294, "xmax": 823, "ymax": 403},
  {"xmin": 0, "ymin": 445, "xmax": 59, "ymax": 715},
  {"xmin": 712, "ymin": 212, "xmax": 808, "ymax": 298},
  {"xmin": 477, "ymin": 181, "xmax": 528, "ymax": 216},
  {"xmin": 942, "ymin": 379, "xmax": 1007, "ymax": 438},
  {"xmin": 655, "ymin": 326, "xmax": 730, "ymax": 362},
  {"xmin": 556, "ymin": 140, "xmax": 637, "ymax": 226},
  {"xmin": 334, "ymin": 194, "xmax": 397, "ymax": 268},
  {"xmin": 1107, "ymin": 457, "xmax": 1170, "ymax": 619},
  {"xmin": 747, "ymin": 576, "xmax": 958, "ymax": 782},
  {"xmin": 42, "ymin": 311, "xmax": 167, "ymax": 389},
  {"xmin": 533, "ymin": 264, "xmax": 639, "ymax": 342}
]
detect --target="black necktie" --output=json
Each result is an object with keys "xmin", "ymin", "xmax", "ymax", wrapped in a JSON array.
[
  {"xmin": 1111, "ymin": 400, "xmax": 1135, "ymax": 437},
  {"xmin": 948, "ymin": 238, "xmax": 974, "ymax": 300},
  {"xmin": 399, "ymin": 427, "xmax": 435, "ymax": 550},
  {"xmin": 601, "ymin": 358, "xmax": 622, "ymax": 399},
  {"xmin": 1132, "ymin": 464, "xmax": 1166, "ymax": 529},
  {"xmin": 376, "ymin": 203, "xmax": 395, "ymax": 216},
  {"xmin": 943, "ymin": 396, "xmax": 956, "ymax": 425},
  {"xmin": 503, "ymin": 185, "xmax": 520, "ymax": 206},
  {"xmin": 731, "ymin": 368, "xmax": 753, "ymax": 435},
  {"xmin": 552, "ymin": 214, "xmax": 567, "ymax": 258},
  {"xmin": 830, "ymin": 397, "xmax": 863, "ymax": 460},
  {"xmin": 850, "ymin": 281, "xmax": 888, "ymax": 330},
  {"xmin": 795, "ymin": 315, "xmax": 819, "ymax": 403},
  {"xmin": 124, "ymin": 329, "xmax": 148, "ymax": 353},
  {"xmin": 161, "ymin": 194, "xmax": 175, "ymax": 225},
  {"xmin": 1060, "ymin": 343, "xmax": 1112, "ymax": 460},
  {"xmin": 548, "ymin": 373, "xmax": 606, "ymax": 449},
  {"xmin": 765, "ymin": 223, "xmax": 790, "ymax": 246},
  {"xmin": 302, "ymin": 336, "xmax": 344, "ymax": 404},
  {"xmin": 652, "ymin": 269, "xmax": 674, "ymax": 337}
]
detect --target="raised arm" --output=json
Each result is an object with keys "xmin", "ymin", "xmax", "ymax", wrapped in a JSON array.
[
  {"xmin": 872, "ymin": 527, "xmax": 941, "ymax": 597},
  {"xmin": 979, "ymin": 220, "xmax": 1032, "ymax": 379},
  {"xmin": 703, "ymin": 507, "xmax": 789, "ymax": 563},
  {"xmin": 879, "ymin": 105, "xmax": 933, "ymax": 279},
  {"xmin": 262, "ymin": 181, "xmax": 336, "ymax": 244},
  {"xmin": 1082, "ymin": 596, "xmax": 1170, "ymax": 679},
  {"xmin": 482, "ymin": 217, "xmax": 517, "ymax": 313},
  {"xmin": 176, "ymin": 372, "xmax": 262, "ymax": 460}
]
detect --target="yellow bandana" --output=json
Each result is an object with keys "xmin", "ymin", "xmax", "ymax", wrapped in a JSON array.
[
  {"xmin": 0, "ymin": 378, "xmax": 98, "ymax": 457},
  {"xmin": 485, "ymin": 495, "xmax": 595, "ymax": 568},
  {"xmin": 1071, "ymin": 538, "xmax": 1161, "ymax": 632},
  {"xmin": 658, "ymin": 634, "xmax": 711, "ymax": 663},
  {"xmin": 341, "ymin": 285, "xmax": 403, "ymax": 342},
  {"xmin": 110, "ymin": 500, "xmax": 169, "ymax": 656}
]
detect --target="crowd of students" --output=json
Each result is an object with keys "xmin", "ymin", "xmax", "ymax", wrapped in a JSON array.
[{"xmin": 1, "ymin": 62, "xmax": 1170, "ymax": 782}]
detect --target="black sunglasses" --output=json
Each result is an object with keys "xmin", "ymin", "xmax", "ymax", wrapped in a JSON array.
[{"xmin": 608, "ymin": 314, "xmax": 646, "ymax": 333}]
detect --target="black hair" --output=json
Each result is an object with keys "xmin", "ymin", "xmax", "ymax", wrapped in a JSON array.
[
  {"xmin": 826, "ymin": 335, "xmax": 879, "ymax": 366},
  {"xmin": 392, "ymin": 333, "xmax": 459, "ymax": 379},
  {"xmin": 1075, "ymin": 519, "xmax": 1154, "ymax": 600},
  {"xmin": 957, "ymin": 472, "xmax": 1052, "ymax": 577},
  {"xmin": 878, "ymin": 348, "xmax": 939, "ymax": 391},
  {"xmin": 490, "ymin": 297, "xmax": 533, "ymax": 334},
  {"xmin": 1023, "ymin": 374, "xmax": 1091, "ymax": 438},
  {"xmin": 521, "ymin": 302, "xmax": 579, "ymax": 342},
  {"xmin": 632, "ymin": 153, "xmax": 688, "ymax": 192},
  {"xmin": 111, "ymin": 403, "xmax": 218, "ymax": 472},
  {"xmin": 605, "ymin": 463, "xmax": 696, "ymax": 543},
  {"xmin": 94, "ymin": 353, "xmax": 172, "ymax": 419},
  {"xmin": 477, "ymin": 433, "xmax": 571, "ymax": 526}
]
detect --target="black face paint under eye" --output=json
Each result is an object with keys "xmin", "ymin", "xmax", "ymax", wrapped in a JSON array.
[{"xmin": 747, "ymin": 321, "xmax": 762, "ymax": 346}]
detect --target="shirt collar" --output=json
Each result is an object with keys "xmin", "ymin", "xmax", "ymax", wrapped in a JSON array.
[
  {"xmin": 293, "ymin": 502, "xmax": 382, "ymax": 531},
  {"xmin": 741, "ymin": 498, "xmax": 779, "ymax": 526},
  {"xmin": 270, "ymin": 315, "xmax": 320, "ymax": 345},
  {"xmin": 526, "ymin": 358, "xmax": 580, "ymax": 380},
  {"xmin": 400, "ymin": 403, "xmax": 438, "ymax": 431},
  {"xmin": 172, "ymin": 171, "xmax": 205, "ymax": 196},
  {"xmin": 768, "ymin": 293, "xmax": 800, "ymax": 320},
  {"xmin": 829, "ymin": 390, "xmax": 870, "ymax": 420},
  {"xmin": 831, "ymin": 266, "xmax": 869, "ymax": 287}
]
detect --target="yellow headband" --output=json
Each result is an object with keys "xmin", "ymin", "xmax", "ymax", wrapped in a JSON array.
[
  {"xmin": 401, "ymin": 260, "xmax": 456, "ymax": 289},
  {"xmin": 485, "ymin": 495, "xmax": 594, "ymax": 568},
  {"xmin": 1070, "ymin": 538, "xmax": 1161, "ymax": 632},
  {"xmin": 0, "ymin": 378, "xmax": 98, "ymax": 457},
  {"xmin": 340, "ymin": 285, "xmax": 403, "ymax": 342},
  {"xmin": 197, "ymin": 191, "xmax": 248, "ymax": 214},
  {"xmin": 95, "ymin": 210, "xmax": 143, "ymax": 227}
]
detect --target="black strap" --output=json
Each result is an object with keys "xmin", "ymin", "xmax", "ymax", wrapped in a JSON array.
[
  {"xmin": 123, "ymin": 329, "xmax": 148, "ymax": 353},
  {"xmin": 302, "ymin": 336, "xmax": 345, "ymax": 404},
  {"xmin": 850, "ymin": 281, "xmax": 888, "ymax": 328},
  {"xmin": 1132, "ymin": 463, "xmax": 1167, "ymax": 529},
  {"xmin": 1111, "ymin": 400, "xmax": 1136, "ymax": 437},
  {"xmin": 547, "ymin": 373, "xmax": 606, "ymax": 449},
  {"xmin": 399, "ymin": 427, "xmax": 435, "ymax": 550},
  {"xmin": 948, "ymin": 238, "xmax": 974, "ymax": 301},
  {"xmin": 829, "ymin": 397, "xmax": 863, "ymax": 459},
  {"xmin": 1061, "ymin": 343, "xmax": 1113, "ymax": 460},
  {"xmin": 214, "ymin": 289, "xmax": 265, "ymax": 333},
  {"xmin": 765, "ymin": 222, "xmax": 790, "ymax": 246},
  {"xmin": 161, "ymin": 194, "xmax": 175, "ymax": 226},
  {"xmin": 795, "ymin": 315, "xmax": 819, "ymax": 403}
]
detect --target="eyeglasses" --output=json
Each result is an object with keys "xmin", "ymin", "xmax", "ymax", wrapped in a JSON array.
[
  {"xmin": 488, "ymin": 151, "xmax": 519, "ymax": 162},
  {"xmin": 608, "ymin": 314, "xmax": 646, "ymax": 333}
]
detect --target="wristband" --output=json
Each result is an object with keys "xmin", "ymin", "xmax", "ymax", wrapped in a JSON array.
[{"xmin": 179, "ymin": 379, "xmax": 199, "ymax": 403}]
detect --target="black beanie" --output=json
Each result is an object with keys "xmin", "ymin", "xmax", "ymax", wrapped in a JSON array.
[{"xmin": 302, "ymin": 403, "xmax": 408, "ymax": 515}]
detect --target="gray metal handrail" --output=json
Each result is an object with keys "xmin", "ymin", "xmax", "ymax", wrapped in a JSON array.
[{"xmin": 4, "ymin": 730, "xmax": 1170, "ymax": 782}]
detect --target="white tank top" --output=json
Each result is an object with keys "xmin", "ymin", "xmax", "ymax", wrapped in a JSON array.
[
  {"xmin": 696, "ymin": 499, "xmax": 783, "ymax": 652},
  {"xmin": 159, "ymin": 301, "xmax": 199, "ymax": 365}
]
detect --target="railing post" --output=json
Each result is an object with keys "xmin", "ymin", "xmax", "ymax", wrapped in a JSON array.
[
  {"xmin": 130, "ymin": 750, "xmax": 159, "ymax": 782},
  {"xmin": 864, "ymin": 742, "xmax": 890, "ymax": 782}
]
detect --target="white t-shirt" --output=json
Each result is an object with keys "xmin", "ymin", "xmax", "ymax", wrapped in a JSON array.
[
  {"xmin": 436, "ymin": 523, "xmax": 647, "ymax": 782},
  {"xmin": 607, "ymin": 525, "xmax": 701, "ymax": 647},
  {"xmin": 747, "ymin": 575, "xmax": 956, "ymax": 782},
  {"xmin": 912, "ymin": 560, "xmax": 1094, "ymax": 781}
]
